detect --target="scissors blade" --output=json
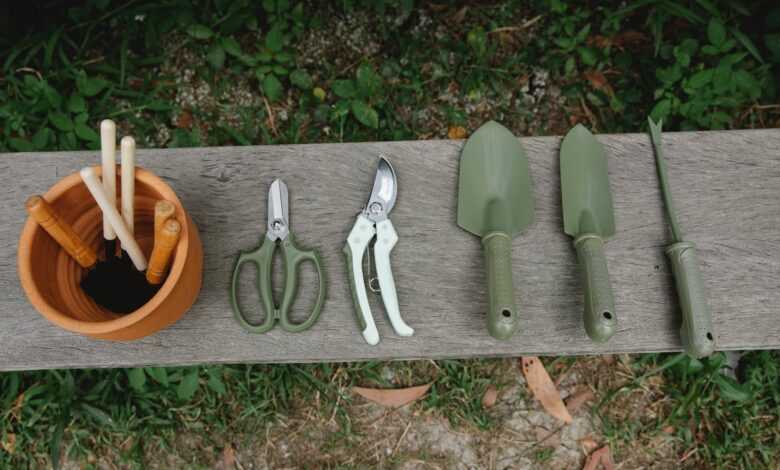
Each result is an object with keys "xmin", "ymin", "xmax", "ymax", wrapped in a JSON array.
[
  {"xmin": 267, "ymin": 179, "xmax": 289, "ymax": 240},
  {"xmin": 364, "ymin": 155, "xmax": 397, "ymax": 222}
]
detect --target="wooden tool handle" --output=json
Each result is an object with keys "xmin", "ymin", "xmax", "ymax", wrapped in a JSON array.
[
  {"xmin": 120, "ymin": 136, "xmax": 136, "ymax": 236},
  {"xmin": 25, "ymin": 195, "xmax": 97, "ymax": 269},
  {"xmin": 146, "ymin": 219, "xmax": 181, "ymax": 285},
  {"xmin": 80, "ymin": 167, "xmax": 147, "ymax": 271},
  {"xmin": 100, "ymin": 119, "xmax": 117, "ymax": 240},
  {"xmin": 154, "ymin": 200, "xmax": 176, "ymax": 237}
]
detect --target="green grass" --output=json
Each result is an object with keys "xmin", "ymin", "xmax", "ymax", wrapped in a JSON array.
[{"xmin": 1, "ymin": 0, "xmax": 779, "ymax": 467}]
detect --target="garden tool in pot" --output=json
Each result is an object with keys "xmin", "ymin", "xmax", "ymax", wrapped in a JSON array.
[
  {"xmin": 648, "ymin": 117, "xmax": 714, "ymax": 358},
  {"xmin": 560, "ymin": 124, "xmax": 617, "ymax": 343},
  {"xmin": 457, "ymin": 121, "xmax": 535, "ymax": 341},
  {"xmin": 345, "ymin": 156, "xmax": 413, "ymax": 345}
]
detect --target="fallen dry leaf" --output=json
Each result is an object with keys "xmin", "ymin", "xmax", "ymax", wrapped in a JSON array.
[
  {"xmin": 662, "ymin": 425, "xmax": 676, "ymax": 434},
  {"xmin": 482, "ymin": 385, "xmax": 498, "ymax": 409},
  {"xmin": 1, "ymin": 433, "xmax": 16, "ymax": 454},
  {"xmin": 521, "ymin": 357, "xmax": 573, "ymax": 424},
  {"xmin": 353, "ymin": 383, "xmax": 432, "ymax": 408},
  {"xmin": 447, "ymin": 126, "xmax": 467, "ymax": 139},
  {"xmin": 613, "ymin": 31, "xmax": 649, "ymax": 48},
  {"xmin": 534, "ymin": 427, "xmax": 561, "ymax": 449},
  {"xmin": 451, "ymin": 6, "xmax": 468, "ymax": 24},
  {"xmin": 222, "ymin": 445, "xmax": 236, "ymax": 467},
  {"xmin": 566, "ymin": 387, "xmax": 595, "ymax": 414},
  {"xmin": 583, "ymin": 445, "xmax": 614, "ymax": 470},
  {"xmin": 583, "ymin": 70, "xmax": 614, "ymax": 96},
  {"xmin": 176, "ymin": 110, "xmax": 193, "ymax": 129},
  {"xmin": 579, "ymin": 436, "xmax": 599, "ymax": 454}
]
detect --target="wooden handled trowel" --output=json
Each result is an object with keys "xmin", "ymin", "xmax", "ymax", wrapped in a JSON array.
[
  {"xmin": 457, "ymin": 121, "xmax": 534, "ymax": 340},
  {"xmin": 560, "ymin": 124, "xmax": 617, "ymax": 342}
]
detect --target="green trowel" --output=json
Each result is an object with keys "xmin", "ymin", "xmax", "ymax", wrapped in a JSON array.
[
  {"xmin": 560, "ymin": 124, "xmax": 617, "ymax": 343},
  {"xmin": 457, "ymin": 121, "xmax": 535, "ymax": 340},
  {"xmin": 648, "ymin": 118, "xmax": 714, "ymax": 358}
]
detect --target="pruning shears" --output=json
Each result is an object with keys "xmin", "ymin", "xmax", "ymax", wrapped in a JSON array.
[{"xmin": 344, "ymin": 156, "xmax": 414, "ymax": 345}]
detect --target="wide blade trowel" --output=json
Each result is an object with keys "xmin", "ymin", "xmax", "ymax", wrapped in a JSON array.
[
  {"xmin": 648, "ymin": 118, "xmax": 714, "ymax": 358},
  {"xmin": 457, "ymin": 121, "xmax": 535, "ymax": 340},
  {"xmin": 560, "ymin": 124, "xmax": 617, "ymax": 342}
]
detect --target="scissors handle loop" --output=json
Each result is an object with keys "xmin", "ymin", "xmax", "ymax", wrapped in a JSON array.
[
  {"xmin": 230, "ymin": 240, "xmax": 277, "ymax": 333},
  {"xmin": 230, "ymin": 235, "xmax": 325, "ymax": 334},
  {"xmin": 278, "ymin": 235, "xmax": 326, "ymax": 332}
]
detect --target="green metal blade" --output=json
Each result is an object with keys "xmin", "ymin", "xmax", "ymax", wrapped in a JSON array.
[
  {"xmin": 560, "ymin": 124, "xmax": 615, "ymax": 238},
  {"xmin": 457, "ymin": 121, "xmax": 534, "ymax": 237}
]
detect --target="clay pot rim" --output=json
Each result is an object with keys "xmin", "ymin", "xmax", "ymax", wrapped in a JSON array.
[{"xmin": 17, "ymin": 166, "xmax": 190, "ymax": 335}]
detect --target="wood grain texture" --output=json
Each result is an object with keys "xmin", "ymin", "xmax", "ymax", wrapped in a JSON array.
[{"xmin": 1, "ymin": 129, "xmax": 778, "ymax": 371}]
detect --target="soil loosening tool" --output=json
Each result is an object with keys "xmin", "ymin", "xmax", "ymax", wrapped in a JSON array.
[
  {"xmin": 345, "ymin": 156, "xmax": 413, "ymax": 345},
  {"xmin": 457, "ymin": 121, "xmax": 535, "ymax": 341},
  {"xmin": 230, "ymin": 179, "xmax": 326, "ymax": 333},
  {"xmin": 648, "ymin": 117, "xmax": 715, "ymax": 358},
  {"xmin": 25, "ymin": 195, "xmax": 97, "ymax": 269},
  {"xmin": 100, "ymin": 119, "xmax": 118, "ymax": 261},
  {"xmin": 560, "ymin": 124, "xmax": 617, "ymax": 343},
  {"xmin": 146, "ymin": 218, "xmax": 181, "ymax": 285},
  {"xmin": 80, "ymin": 167, "xmax": 147, "ymax": 271}
]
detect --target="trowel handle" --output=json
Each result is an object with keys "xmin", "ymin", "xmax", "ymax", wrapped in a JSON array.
[
  {"xmin": 574, "ymin": 234, "xmax": 616, "ymax": 343},
  {"xmin": 481, "ymin": 232, "xmax": 519, "ymax": 340},
  {"xmin": 666, "ymin": 242, "xmax": 715, "ymax": 358}
]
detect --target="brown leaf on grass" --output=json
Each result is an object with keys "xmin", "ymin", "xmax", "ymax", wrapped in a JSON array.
[
  {"xmin": 176, "ymin": 110, "xmax": 193, "ymax": 129},
  {"xmin": 613, "ymin": 31, "xmax": 649, "ymax": 48},
  {"xmin": 448, "ymin": 126, "xmax": 467, "ymax": 139},
  {"xmin": 582, "ymin": 445, "xmax": 614, "ymax": 470},
  {"xmin": 1, "ymin": 433, "xmax": 16, "ymax": 454},
  {"xmin": 482, "ymin": 385, "xmax": 498, "ymax": 409},
  {"xmin": 451, "ymin": 6, "xmax": 468, "ymax": 24},
  {"xmin": 534, "ymin": 427, "xmax": 561, "ymax": 449},
  {"xmin": 588, "ymin": 35, "xmax": 612, "ymax": 49},
  {"xmin": 579, "ymin": 436, "xmax": 599, "ymax": 454},
  {"xmin": 11, "ymin": 393, "xmax": 24, "ymax": 421},
  {"xmin": 353, "ymin": 383, "xmax": 432, "ymax": 408},
  {"xmin": 566, "ymin": 387, "xmax": 595, "ymax": 414},
  {"xmin": 662, "ymin": 425, "xmax": 676, "ymax": 434},
  {"xmin": 521, "ymin": 357, "xmax": 573, "ymax": 424},
  {"xmin": 583, "ymin": 70, "xmax": 614, "ymax": 97},
  {"xmin": 222, "ymin": 445, "xmax": 236, "ymax": 467}
]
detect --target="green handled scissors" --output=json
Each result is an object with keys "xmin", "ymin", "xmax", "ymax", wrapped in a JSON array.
[{"xmin": 230, "ymin": 179, "xmax": 326, "ymax": 333}]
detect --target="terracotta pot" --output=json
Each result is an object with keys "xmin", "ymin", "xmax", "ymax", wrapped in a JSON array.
[{"xmin": 18, "ymin": 166, "xmax": 203, "ymax": 340}]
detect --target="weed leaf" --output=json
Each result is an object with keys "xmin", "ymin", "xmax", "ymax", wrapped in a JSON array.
[
  {"xmin": 351, "ymin": 100, "xmax": 379, "ymax": 128},
  {"xmin": 127, "ymin": 368, "xmax": 146, "ymax": 392},
  {"xmin": 186, "ymin": 24, "xmax": 214, "ymax": 40},
  {"xmin": 177, "ymin": 370, "xmax": 200, "ymax": 400}
]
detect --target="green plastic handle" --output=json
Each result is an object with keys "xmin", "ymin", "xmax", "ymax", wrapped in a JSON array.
[
  {"xmin": 230, "ymin": 239, "xmax": 276, "ymax": 333},
  {"xmin": 230, "ymin": 235, "xmax": 326, "ymax": 334},
  {"xmin": 666, "ymin": 241, "xmax": 715, "ymax": 358},
  {"xmin": 574, "ymin": 234, "xmax": 616, "ymax": 342},
  {"xmin": 278, "ymin": 235, "xmax": 326, "ymax": 333},
  {"xmin": 481, "ymin": 232, "xmax": 519, "ymax": 340}
]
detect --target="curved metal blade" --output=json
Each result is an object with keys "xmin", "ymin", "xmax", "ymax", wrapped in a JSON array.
[
  {"xmin": 560, "ymin": 124, "xmax": 615, "ymax": 238},
  {"xmin": 365, "ymin": 155, "xmax": 397, "ymax": 222},
  {"xmin": 267, "ymin": 178, "xmax": 289, "ymax": 241},
  {"xmin": 457, "ymin": 120, "xmax": 534, "ymax": 237}
]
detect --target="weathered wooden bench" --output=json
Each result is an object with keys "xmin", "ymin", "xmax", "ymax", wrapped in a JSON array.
[{"xmin": 1, "ymin": 129, "xmax": 778, "ymax": 371}]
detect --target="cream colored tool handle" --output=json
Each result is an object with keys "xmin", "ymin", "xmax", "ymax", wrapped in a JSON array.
[
  {"xmin": 344, "ymin": 214, "xmax": 380, "ymax": 345},
  {"xmin": 100, "ymin": 119, "xmax": 117, "ymax": 240},
  {"xmin": 80, "ymin": 167, "xmax": 147, "ymax": 271},
  {"xmin": 25, "ymin": 195, "xmax": 97, "ymax": 269},
  {"xmin": 120, "ymin": 136, "xmax": 135, "ymax": 238},
  {"xmin": 374, "ymin": 219, "xmax": 413, "ymax": 337},
  {"xmin": 154, "ymin": 200, "xmax": 176, "ymax": 237},
  {"xmin": 146, "ymin": 219, "xmax": 181, "ymax": 285}
]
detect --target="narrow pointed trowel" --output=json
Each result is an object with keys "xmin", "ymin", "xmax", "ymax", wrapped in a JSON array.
[
  {"xmin": 648, "ymin": 118, "xmax": 714, "ymax": 358},
  {"xmin": 457, "ymin": 121, "xmax": 534, "ymax": 340},
  {"xmin": 560, "ymin": 124, "xmax": 617, "ymax": 343}
]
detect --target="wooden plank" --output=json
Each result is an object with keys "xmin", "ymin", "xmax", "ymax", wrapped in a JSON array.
[{"xmin": 1, "ymin": 130, "xmax": 778, "ymax": 371}]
